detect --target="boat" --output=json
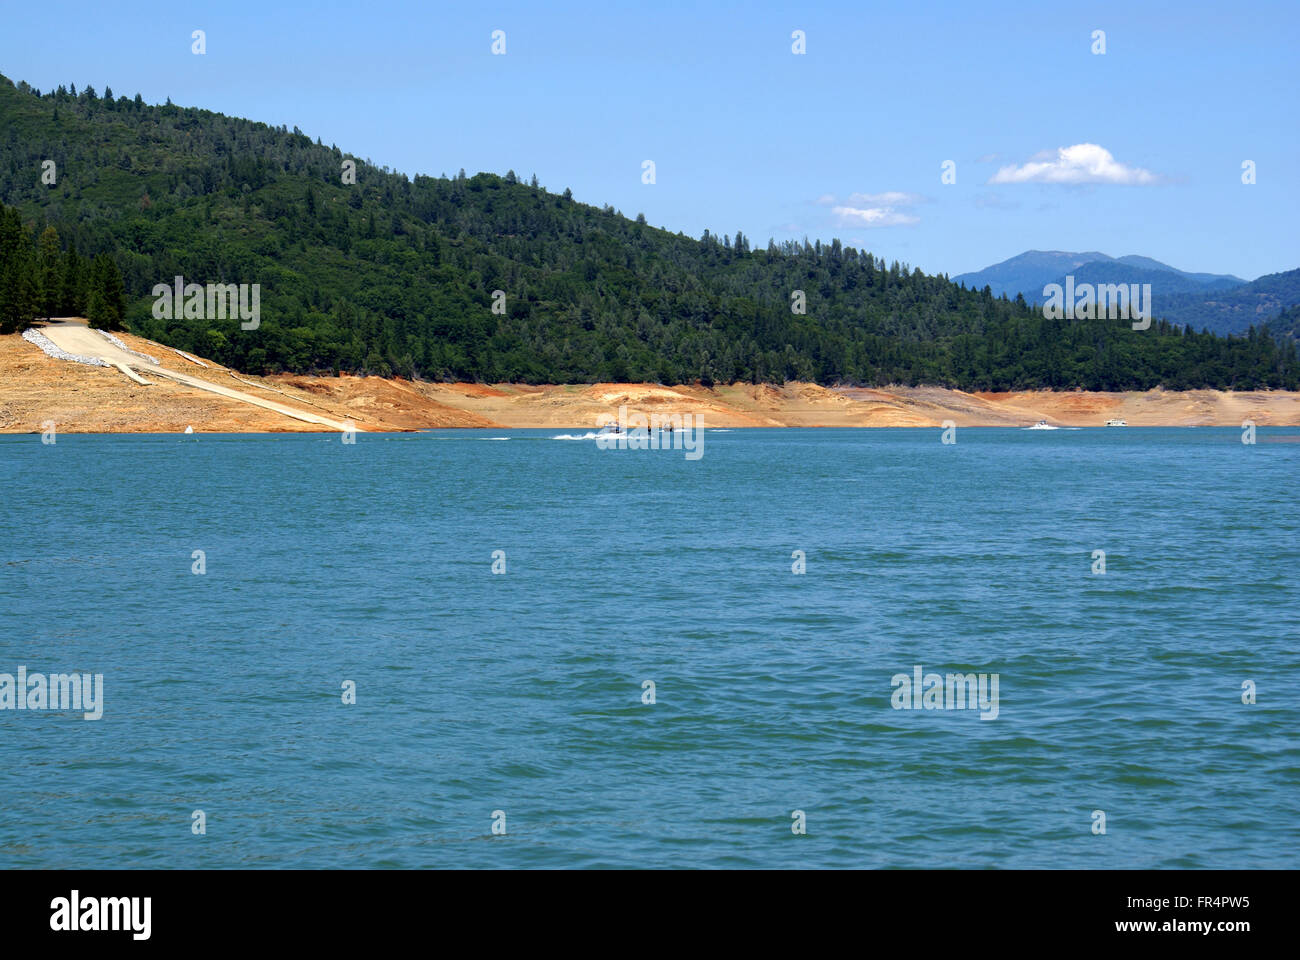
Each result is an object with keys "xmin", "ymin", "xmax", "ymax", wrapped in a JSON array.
[
  {"xmin": 1026, "ymin": 420, "xmax": 1058, "ymax": 430},
  {"xmin": 1105, "ymin": 418, "xmax": 1127, "ymax": 427}
]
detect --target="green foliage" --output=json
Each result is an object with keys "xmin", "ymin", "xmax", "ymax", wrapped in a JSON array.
[
  {"xmin": 0, "ymin": 73, "xmax": 1297, "ymax": 389},
  {"xmin": 0, "ymin": 204, "xmax": 38, "ymax": 333},
  {"xmin": 60, "ymin": 245, "xmax": 86, "ymax": 316},
  {"xmin": 0, "ymin": 203, "xmax": 124, "ymax": 332},
  {"xmin": 36, "ymin": 225, "xmax": 61, "ymax": 319},
  {"xmin": 85, "ymin": 252, "xmax": 125, "ymax": 329},
  {"xmin": 1159, "ymin": 270, "xmax": 1300, "ymax": 336},
  {"xmin": 1263, "ymin": 304, "xmax": 1300, "ymax": 344}
]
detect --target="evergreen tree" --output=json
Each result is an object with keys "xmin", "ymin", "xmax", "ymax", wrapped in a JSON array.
[
  {"xmin": 59, "ymin": 244, "xmax": 85, "ymax": 316},
  {"xmin": 0, "ymin": 206, "xmax": 38, "ymax": 333},
  {"xmin": 37, "ymin": 226, "xmax": 61, "ymax": 319},
  {"xmin": 85, "ymin": 256, "xmax": 109, "ymax": 329},
  {"xmin": 101, "ymin": 254, "xmax": 127, "ymax": 328},
  {"xmin": 85, "ymin": 253, "xmax": 125, "ymax": 330}
]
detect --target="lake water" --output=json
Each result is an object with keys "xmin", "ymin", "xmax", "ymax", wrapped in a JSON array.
[{"xmin": 1, "ymin": 427, "xmax": 1296, "ymax": 868}]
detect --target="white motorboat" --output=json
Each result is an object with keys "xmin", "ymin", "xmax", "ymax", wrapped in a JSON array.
[
  {"xmin": 1105, "ymin": 418, "xmax": 1127, "ymax": 427},
  {"xmin": 1026, "ymin": 419, "xmax": 1058, "ymax": 430}
]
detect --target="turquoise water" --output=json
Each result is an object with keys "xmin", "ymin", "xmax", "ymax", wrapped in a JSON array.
[{"xmin": 1, "ymin": 427, "xmax": 1297, "ymax": 868}]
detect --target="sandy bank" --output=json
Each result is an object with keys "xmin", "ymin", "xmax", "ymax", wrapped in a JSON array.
[{"xmin": 3, "ymin": 324, "xmax": 1300, "ymax": 433}]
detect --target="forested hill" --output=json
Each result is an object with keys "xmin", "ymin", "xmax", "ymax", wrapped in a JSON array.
[
  {"xmin": 1, "ymin": 73, "xmax": 1297, "ymax": 390},
  {"xmin": 1265, "ymin": 304, "xmax": 1300, "ymax": 343},
  {"xmin": 1155, "ymin": 269, "xmax": 1300, "ymax": 337}
]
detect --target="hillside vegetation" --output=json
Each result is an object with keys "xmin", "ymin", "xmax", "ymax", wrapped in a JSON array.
[{"xmin": 1, "ymin": 74, "xmax": 1296, "ymax": 390}]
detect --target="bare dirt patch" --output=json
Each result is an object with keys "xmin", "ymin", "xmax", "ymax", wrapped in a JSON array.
[{"xmin": 6, "ymin": 326, "xmax": 1300, "ymax": 433}]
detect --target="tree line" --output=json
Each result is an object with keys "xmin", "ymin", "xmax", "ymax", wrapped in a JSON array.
[
  {"xmin": 0, "ymin": 203, "xmax": 126, "ymax": 333},
  {"xmin": 1, "ymin": 72, "xmax": 1297, "ymax": 390}
]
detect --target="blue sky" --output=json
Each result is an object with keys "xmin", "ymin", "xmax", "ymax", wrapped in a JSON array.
[{"xmin": 3, "ymin": 0, "xmax": 1296, "ymax": 279}]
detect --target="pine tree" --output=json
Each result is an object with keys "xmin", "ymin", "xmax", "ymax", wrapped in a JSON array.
[
  {"xmin": 60, "ymin": 244, "xmax": 85, "ymax": 316},
  {"xmin": 85, "ymin": 286, "xmax": 109, "ymax": 330},
  {"xmin": 101, "ymin": 254, "xmax": 127, "ymax": 328},
  {"xmin": 85, "ymin": 255, "xmax": 109, "ymax": 329},
  {"xmin": 37, "ymin": 226, "xmax": 62, "ymax": 319},
  {"xmin": 0, "ymin": 209, "xmax": 38, "ymax": 334},
  {"xmin": 86, "ymin": 254, "xmax": 125, "ymax": 330}
]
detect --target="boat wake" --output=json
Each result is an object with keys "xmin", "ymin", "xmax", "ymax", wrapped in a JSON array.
[{"xmin": 552, "ymin": 428, "xmax": 639, "ymax": 440}]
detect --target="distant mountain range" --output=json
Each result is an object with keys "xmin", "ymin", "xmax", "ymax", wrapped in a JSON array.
[
  {"xmin": 953, "ymin": 251, "xmax": 1244, "ymax": 299},
  {"xmin": 953, "ymin": 251, "xmax": 1300, "ymax": 337}
]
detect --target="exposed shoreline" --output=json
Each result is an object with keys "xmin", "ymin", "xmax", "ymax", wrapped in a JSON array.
[{"xmin": 4, "ymin": 325, "xmax": 1300, "ymax": 433}]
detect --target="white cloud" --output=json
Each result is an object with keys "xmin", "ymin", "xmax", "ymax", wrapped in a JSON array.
[
  {"xmin": 832, "ymin": 205, "xmax": 920, "ymax": 227},
  {"xmin": 988, "ymin": 144, "xmax": 1160, "ymax": 185},
  {"xmin": 847, "ymin": 191, "xmax": 923, "ymax": 206},
  {"xmin": 818, "ymin": 190, "xmax": 924, "ymax": 228}
]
